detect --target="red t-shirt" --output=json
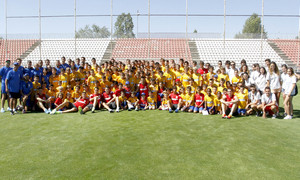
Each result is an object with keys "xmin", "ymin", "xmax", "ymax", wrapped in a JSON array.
[
  {"xmin": 55, "ymin": 98, "xmax": 63, "ymax": 106},
  {"xmin": 74, "ymin": 98, "xmax": 89, "ymax": 108},
  {"xmin": 89, "ymin": 93, "xmax": 102, "ymax": 104},
  {"xmin": 114, "ymin": 89, "xmax": 121, "ymax": 97},
  {"xmin": 195, "ymin": 93, "xmax": 205, "ymax": 106},
  {"xmin": 197, "ymin": 68, "xmax": 208, "ymax": 75},
  {"xmin": 102, "ymin": 91, "xmax": 114, "ymax": 103},
  {"xmin": 123, "ymin": 86, "xmax": 131, "ymax": 98},
  {"xmin": 226, "ymin": 94, "xmax": 235, "ymax": 108},
  {"xmin": 139, "ymin": 99, "xmax": 147, "ymax": 107},
  {"xmin": 170, "ymin": 93, "xmax": 181, "ymax": 105},
  {"xmin": 157, "ymin": 88, "xmax": 164, "ymax": 102},
  {"xmin": 139, "ymin": 83, "xmax": 149, "ymax": 97}
]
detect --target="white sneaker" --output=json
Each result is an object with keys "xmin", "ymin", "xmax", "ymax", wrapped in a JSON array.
[
  {"xmin": 284, "ymin": 115, "xmax": 292, "ymax": 119},
  {"xmin": 0, "ymin": 108, "xmax": 5, "ymax": 113},
  {"xmin": 7, "ymin": 107, "xmax": 11, "ymax": 111},
  {"xmin": 272, "ymin": 114, "xmax": 277, "ymax": 119},
  {"xmin": 50, "ymin": 109, "xmax": 56, "ymax": 115},
  {"xmin": 116, "ymin": 108, "xmax": 119, "ymax": 112}
]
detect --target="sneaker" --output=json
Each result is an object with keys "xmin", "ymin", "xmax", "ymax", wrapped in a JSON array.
[
  {"xmin": 169, "ymin": 109, "xmax": 173, "ymax": 113},
  {"xmin": 116, "ymin": 108, "xmax": 120, "ymax": 113},
  {"xmin": 10, "ymin": 110, "xmax": 14, "ymax": 115},
  {"xmin": 55, "ymin": 111, "xmax": 62, "ymax": 114},
  {"xmin": 22, "ymin": 109, "xmax": 26, "ymax": 114},
  {"xmin": 272, "ymin": 114, "xmax": 277, "ymax": 119},
  {"xmin": 0, "ymin": 108, "xmax": 5, "ymax": 113},
  {"xmin": 135, "ymin": 108, "xmax": 139, "ymax": 111},
  {"xmin": 175, "ymin": 109, "xmax": 179, "ymax": 113},
  {"xmin": 48, "ymin": 108, "xmax": 51, "ymax": 112},
  {"xmin": 222, "ymin": 114, "xmax": 227, "ymax": 118},
  {"xmin": 256, "ymin": 112, "xmax": 260, "ymax": 117},
  {"xmin": 284, "ymin": 115, "xmax": 292, "ymax": 119},
  {"xmin": 78, "ymin": 106, "xmax": 83, "ymax": 115},
  {"xmin": 7, "ymin": 107, "xmax": 11, "ymax": 111},
  {"xmin": 109, "ymin": 109, "xmax": 114, "ymax": 113},
  {"xmin": 128, "ymin": 108, "xmax": 132, "ymax": 111},
  {"xmin": 50, "ymin": 109, "xmax": 56, "ymax": 115},
  {"xmin": 44, "ymin": 109, "xmax": 48, "ymax": 114},
  {"xmin": 227, "ymin": 115, "xmax": 232, "ymax": 119}
]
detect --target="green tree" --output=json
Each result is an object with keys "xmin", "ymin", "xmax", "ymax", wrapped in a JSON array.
[
  {"xmin": 235, "ymin": 13, "xmax": 267, "ymax": 39},
  {"xmin": 76, "ymin": 24, "xmax": 110, "ymax": 38},
  {"xmin": 193, "ymin": 29, "xmax": 198, "ymax": 33},
  {"xmin": 114, "ymin": 13, "xmax": 135, "ymax": 38}
]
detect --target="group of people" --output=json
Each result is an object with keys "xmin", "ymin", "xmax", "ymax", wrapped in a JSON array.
[{"xmin": 0, "ymin": 57, "xmax": 298, "ymax": 119}]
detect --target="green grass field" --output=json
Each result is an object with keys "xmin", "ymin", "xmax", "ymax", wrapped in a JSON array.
[{"xmin": 0, "ymin": 88, "xmax": 300, "ymax": 179}]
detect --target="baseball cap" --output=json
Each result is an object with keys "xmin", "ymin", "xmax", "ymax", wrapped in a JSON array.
[
  {"xmin": 141, "ymin": 93, "xmax": 146, "ymax": 96},
  {"xmin": 214, "ymin": 75, "xmax": 218, "ymax": 78},
  {"xmin": 125, "ymin": 81, "xmax": 130, "ymax": 85},
  {"xmin": 13, "ymin": 62, "xmax": 19, "ymax": 66},
  {"xmin": 24, "ymin": 73, "xmax": 29, "ymax": 77},
  {"xmin": 175, "ymin": 79, "xmax": 180, "ymax": 82},
  {"xmin": 5, "ymin": 59, "xmax": 10, "ymax": 63}
]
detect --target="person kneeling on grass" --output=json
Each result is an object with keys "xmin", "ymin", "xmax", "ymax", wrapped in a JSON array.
[
  {"xmin": 102, "ymin": 86, "xmax": 119, "ymax": 113},
  {"xmin": 80, "ymin": 86, "xmax": 102, "ymax": 114},
  {"xmin": 36, "ymin": 87, "xmax": 51, "ymax": 114},
  {"xmin": 146, "ymin": 91, "xmax": 156, "ymax": 110},
  {"xmin": 127, "ymin": 92, "xmax": 139, "ymax": 111},
  {"xmin": 257, "ymin": 87, "xmax": 278, "ymax": 119},
  {"xmin": 246, "ymin": 84, "xmax": 261, "ymax": 116},
  {"xmin": 236, "ymin": 86, "xmax": 248, "ymax": 116},
  {"xmin": 50, "ymin": 91, "xmax": 89, "ymax": 114},
  {"xmin": 204, "ymin": 88, "xmax": 215, "ymax": 115},
  {"xmin": 181, "ymin": 86, "xmax": 194, "ymax": 113},
  {"xmin": 220, "ymin": 88, "xmax": 238, "ymax": 119}
]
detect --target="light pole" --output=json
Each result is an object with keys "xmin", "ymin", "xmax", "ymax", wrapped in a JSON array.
[{"xmin": 137, "ymin": 10, "xmax": 139, "ymax": 38}]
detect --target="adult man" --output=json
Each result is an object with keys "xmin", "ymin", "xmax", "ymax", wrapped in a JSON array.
[
  {"xmin": 0, "ymin": 60, "xmax": 12, "ymax": 112},
  {"xmin": 5, "ymin": 62, "xmax": 22, "ymax": 115},
  {"xmin": 228, "ymin": 61, "xmax": 238, "ymax": 82},
  {"xmin": 221, "ymin": 88, "xmax": 238, "ymax": 119},
  {"xmin": 258, "ymin": 87, "xmax": 278, "ymax": 119}
]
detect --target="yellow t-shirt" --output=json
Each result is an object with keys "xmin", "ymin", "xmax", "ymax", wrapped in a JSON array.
[
  {"xmin": 214, "ymin": 97, "xmax": 222, "ymax": 111},
  {"xmin": 204, "ymin": 95, "xmax": 215, "ymax": 107},
  {"xmin": 128, "ymin": 96, "xmax": 138, "ymax": 104},
  {"xmin": 237, "ymin": 93, "xmax": 248, "ymax": 109},
  {"xmin": 181, "ymin": 73, "xmax": 191, "ymax": 87},
  {"xmin": 147, "ymin": 96, "xmax": 156, "ymax": 105},
  {"xmin": 231, "ymin": 76, "xmax": 242, "ymax": 84},
  {"xmin": 87, "ymin": 75, "xmax": 98, "ymax": 90},
  {"xmin": 185, "ymin": 93, "xmax": 194, "ymax": 106}
]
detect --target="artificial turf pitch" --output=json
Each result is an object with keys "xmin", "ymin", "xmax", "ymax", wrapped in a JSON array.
[{"xmin": 0, "ymin": 91, "xmax": 300, "ymax": 179}]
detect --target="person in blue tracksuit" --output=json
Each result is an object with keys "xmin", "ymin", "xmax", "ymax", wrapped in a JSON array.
[
  {"xmin": 0, "ymin": 60, "xmax": 12, "ymax": 113},
  {"xmin": 21, "ymin": 73, "xmax": 33, "ymax": 113}
]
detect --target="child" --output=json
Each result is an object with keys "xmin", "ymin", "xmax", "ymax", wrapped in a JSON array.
[
  {"xmin": 214, "ymin": 91, "xmax": 222, "ymax": 114},
  {"xmin": 54, "ymin": 92, "xmax": 64, "ymax": 108},
  {"xmin": 184, "ymin": 86, "xmax": 195, "ymax": 113},
  {"xmin": 146, "ymin": 91, "xmax": 156, "ymax": 110},
  {"xmin": 138, "ymin": 93, "xmax": 148, "ymax": 110},
  {"xmin": 204, "ymin": 88, "xmax": 215, "ymax": 115},
  {"xmin": 159, "ymin": 93, "xmax": 171, "ymax": 110},
  {"xmin": 194, "ymin": 86, "xmax": 205, "ymax": 114},
  {"xmin": 81, "ymin": 86, "xmax": 102, "ymax": 114},
  {"xmin": 118, "ymin": 91, "xmax": 128, "ymax": 110},
  {"xmin": 127, "ymin": 92, "xmax": 139, "ymax": 111},
  {"xmin": 236, "ymin": 86, "xmax": 248, "ymax": 116},
  {"xmin": 72, "ymin": 85, "xmax": 81, "ymax": 102}
]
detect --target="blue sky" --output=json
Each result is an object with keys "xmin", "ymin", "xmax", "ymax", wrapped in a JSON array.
[{"xmin": 0, "ymin": 0, "xmax": 299, "ymax": 38}]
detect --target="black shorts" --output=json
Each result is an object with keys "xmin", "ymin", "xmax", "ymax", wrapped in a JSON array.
[
  {"xmin": 171, "ymin": 104, "xmax": 178, "ymax": 110},
  {"xmin": 108, "ymin": 102, "xmax": 117, "ymax": 109},
  {"xmin": 9, "ymin": 92, "xmax": 21, "ymax": 99},
  {"xmin": 68, "ymin": 103, "xmax": 76, "ymax": 109},
  {"xmin": 225, "ymin": 107, "xmax": 238, "ymax": 116}
]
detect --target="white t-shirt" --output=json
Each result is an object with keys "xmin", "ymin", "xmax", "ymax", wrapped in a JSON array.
[
  {"xmin": 261, "ymin": 93, "xmax": 277, "ymax": 105},
  {"xmin": 280, "ymin": 72, "xmax": 288, "ymax": 89},
  {"xmin": 248, "ymin": 91, "xmax": 261, "ymax": 104},
  {"xmin": 268, "ymin": 72, "xmax": 281, "ymax": 90},
  {"xmin": 284, "ymin": 75, "xmax": 297, "ymax": 95},
  {"xmin": 250, "ymin": 70, "xmax": 260, "ymax": 82},
  {"xmin": 255, "ymin": 74, "xmax": 269, "ymax": 92},
  {"xmin": 229, "ymin": 68, "xmax": 238, "ymax": 81}
]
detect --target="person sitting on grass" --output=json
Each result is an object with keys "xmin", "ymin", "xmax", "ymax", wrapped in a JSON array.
[
  {"xmin": 102, "ymin": 86, "xmax": 119, "ymax": 113},
  {"xmin": 159, "ymin": 92, "xmax": 171, "ymax": 110},
  {"xmin": 169, "ymin": 86, "xmax": 182, "ymax": 113},
  {"xmin": 257, "ymin": 87, "xmax": 278, "ymax": 119},
  {"xmin": 36, "ymin": 87, "xmax": 51, "ymax": 114},
  {"xmin": 138, "ymin": 93, "xmax": 148, "ymax": 110},
  {"xmin": 236, "ymin": 86, "xmax": 248, "ymax": 116},
  {"xmin": 194, "ymin": 86, "xmax": 205, "ymax": 114},
  {"xmin": 246, "ymin": 84, "xmax": 261, "ymax": 116},
  {"xmin": 146, "ymin": 91, "xmax": 156, "ymax": 110},
  {"xmin": 182, "ymin": 86, "xmax": 194, "ymax": 113},
  {"xmin": 220, "ymin": 88, "xmax": 238, "ymax": 119},
  {"xmin": 204, "ymin": 88, "xmax": 215, "ymax": 115},
  {"xmin": 214, "ymin": 91, "xmax": 222, "ymax": 114},
  {"xmin": 127, "ymin": 92, "xmax": 139, "ymax": 111},
  {"xmin": 80, "ymin": 86, "xmax": 102, "ymax": 114},
  {"xmin": 118, "ymin": 90, "xmax": 128, "ymax": 110},
  {"xmin": 50, "ymin": 91, "xmax": 89, "ymax": 114}
]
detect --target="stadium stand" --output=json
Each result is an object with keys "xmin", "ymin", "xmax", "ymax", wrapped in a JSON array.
[
  {"xmin": 194, "ymin": 39, "xmax": 285, "ymax": 66},
  {"xmin": 111, "ymin": 38, "xmax": 192, "ymax": 62},
  {"xmin": 0, "ymin": 39, "xmax": 37, "ymax": 65},
  {"xmin": 24, "ymin": 39, "xmax": 110, "ymax": 64},
  {"xmin": 269, "ymin": 39, "xmax": 300, "ymax": 67}
]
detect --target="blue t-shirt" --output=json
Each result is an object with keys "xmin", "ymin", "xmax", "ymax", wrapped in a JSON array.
[
  {"xmin": 0, "ymin": 66, "xmax": 12, "ymax": 83},
  {"xmin": 6, "ymin": 70, "xmax": 22, "ymax": 93},
  {"xmin": 62, "ymin": 63, "xmax": 70, "ymax": 69},
  {"xmin": 42, "ymin": 74, "xmax": 50, "ymax": 88},
  {"xmin": 24, "ymin": 67, "xmax": 34, "ymax": 80},
  {"xmin": 21, "ymin": 81, "xmax": 33, "ymax": 95},
  {"xmin": 33, "ymin": 68, "xmax": 43, "ymax": 83},
  {"xmin": 17, "ymin": 66, "xmax": 25, "ymax": 76}
]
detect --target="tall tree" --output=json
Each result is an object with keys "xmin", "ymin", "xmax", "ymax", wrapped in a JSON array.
[
  {"xmin": 76, "ymin": 24, "xmax": 110, "ymax": 38},
  {"xmin": 235, "ymin": 13, "xmax": 267, "ymax": 39},
  {"xmin": 114, "ymin": 13, "xmax": 135, "ymax": 38},
  {"xmin": 193, "ymin": 29, "xmax": 198, "ymax": 33}
]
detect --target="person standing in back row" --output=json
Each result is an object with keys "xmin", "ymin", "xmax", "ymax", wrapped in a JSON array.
[{"xmin": 0, "ymin": 60, "xmax": 12, "ymax": 113}]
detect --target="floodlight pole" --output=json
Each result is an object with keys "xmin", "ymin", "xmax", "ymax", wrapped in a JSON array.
[
  {"xmin": 39, "ymin": 0, "xmax": 42, "ymax": 61},
  {"xmin": 5, "ymin": 0, "xmax": 7, "ymax": 62},
  {"xmin": 137, "ymin": 10, "xmax": 139, "ymax": 38},
  {"xmin": 74, "ymin": 0, "xmax": 77, "ymax": 61},
  {"xmin": 298, "ymin": 5, "xmax": 300, "ymax": 71},
  {"xmin": 148, "ymin": 0, "xmax": 150, "ymax": 60},
  {"xmin": 185, "ymin": 0, "xmax": 188, "ymax": 62},
  {"xmin": 110, "ymin": 0, "xmax": 113, "ymax": 61},
  {"xmin": 260, "ymin": 0, "xmax": 264, "ymax": 62},
  {"xmin": 223, "ymin": 0, "xmax": 226, "ymax": 62}
]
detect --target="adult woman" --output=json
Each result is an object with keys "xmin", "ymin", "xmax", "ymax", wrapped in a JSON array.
[
  {"xmin": 280, "ymin": 64, "xmax": 288, "ymax": 115},
  {"xmin": 283, "ymin": 67, "xmax": 297, "ymax": 119},
  {"xmin": 268, "ymin": 62, "xmax": 281, "ymax": 105},
  {"xmin": 255, "ymin": 67, "xmax": 268, "ymax": 94}
]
